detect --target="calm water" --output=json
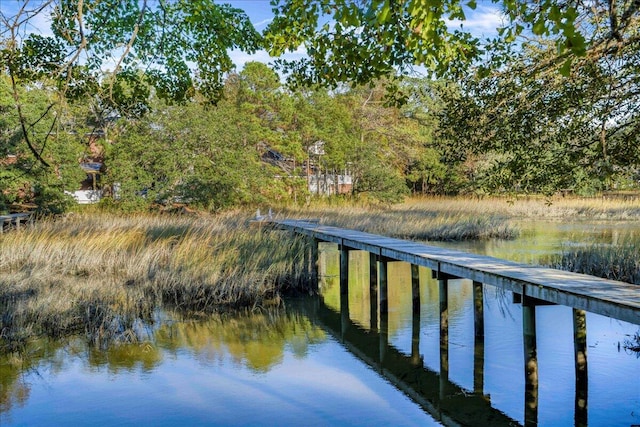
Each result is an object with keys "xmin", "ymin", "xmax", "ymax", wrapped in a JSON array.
[{"xmin": 1, "ymin": 220, "xmax": 639, "ymax": 426}]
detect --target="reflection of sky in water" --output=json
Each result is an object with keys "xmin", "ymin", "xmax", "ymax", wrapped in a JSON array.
[
  {"xmin": 1, "ymin": 335, "xmax": 441, "ymax": 427},
  {"xmin": 431, "ymin": 219, "xmax": 640, "ymax": 264},
  {"xmin": 5, "ymin": 220, "xmax": 640, "ymax": 426},
  {"xmin": 389, "ymin": 279, "xmax": 640, "ymax": 426}
]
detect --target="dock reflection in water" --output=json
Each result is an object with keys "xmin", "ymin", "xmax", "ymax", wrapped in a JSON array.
[{"xmin": 316, "ymin": 243, "xmax": 640, "ymax": 426}]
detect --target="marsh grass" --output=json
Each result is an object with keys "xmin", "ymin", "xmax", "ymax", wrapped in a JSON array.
[
  {"xmin": 0, "ymin": 212, "xmax": 309, "ymax": 351},
  {"xmin": 544, "ymin": 237, "xmax": 640, "ymax": 285},
  {"xmin": 5, "ymin": 195, "xmax": 640, "ymax": 353},
  {"xmin": 276, "ymin": 195, "xmax": 640, "ymax": 240},
  {"xmin": 280, "ymin": 200, "xmax": 519, "ymax": 241},
  {"xmin": 397, "ymin": 195, "xmax": 640, "ymax": 220}
]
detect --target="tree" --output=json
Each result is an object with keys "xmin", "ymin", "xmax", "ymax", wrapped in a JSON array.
[
  {"xmin": 264, "ymin": 0, "xmax": 640, "ymax": 87},
  {"xmin": 438, "ymin": 30, "xmax": 640, "ymax": 195},
  {"xmin": 1, "ymin": 0, "xmax": 262, "ymax": 169},
  {"xmin": 3, "ymin": 0, "xmax": 639, "ymax": 206}
]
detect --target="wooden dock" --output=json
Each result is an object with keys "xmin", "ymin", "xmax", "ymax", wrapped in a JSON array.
[
  {"xmin": 269, "ymin": 219, "xmax": 640, "ymax": 325},
  {"xmin": 0, "ymin": 212, "xmax": 34, "ymax": 233}
]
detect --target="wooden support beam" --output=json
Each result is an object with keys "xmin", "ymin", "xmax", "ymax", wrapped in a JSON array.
[
  {"xmin": 369, "ymin": 252, "xmax": 379, "ymax": 332},
  {"xmin": 523, "ymin": 297, "xmax": 538, "ymax": 426},
  {"xmin": 513, "ymin": 292, "xmax": 556, "ymax": 306},
  {"xmin": 573, "ymin": 308, "xmax": 588, "ymax": 427},
  {"xmin": 473, "ymin": 281, "xmax": 485, "ymax": 397},
  {"xmin": 379, "ymin": 258, "xmax": 388, "ymax": 314},
  {"xmin": 473, "ymin": 281, "xmax": 484, "ymax": 338},
  {"xmin": 439, "ymin": 278, "xmax": 449, "ymax": 400},
  {"xmin": 411, "ymin": 264, "xmax": 420, "ymax": 312},
  {"xmin": 340, "ymin": 244, "xmax": 349, "ymax": 296}
]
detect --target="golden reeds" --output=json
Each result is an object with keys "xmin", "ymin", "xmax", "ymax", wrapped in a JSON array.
[{"xmin": 0, "ymin": 212, "xmax": 309, "ymax": 351}]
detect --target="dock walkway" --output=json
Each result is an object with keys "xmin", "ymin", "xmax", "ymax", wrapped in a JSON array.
[
  {"xmin": 0, "ymin": 212, "xmax": 34, "ymax": 233},
  {"xmin": 269, "ymin": 219, "xmax": 640, "ymax": 325}
]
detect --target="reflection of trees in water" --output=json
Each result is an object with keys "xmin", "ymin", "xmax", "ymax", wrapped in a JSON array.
[
  {"xmin": 155, "ymin": 310, "xmax": 326, "ymax": 372},
  {"xmin": 0, "ymin": 337, "xmax": 66, "ymax": 418},
  {"xmin": 0, "ymin": 307, "xmax": 327, "ymax": 416},
  {"xmin": 319, "ymin": 248, "xmax": 472, "ymax": 335},
  {"xmin": 623, "ymin": 331, "xmax": 640, "ymax": 357}
]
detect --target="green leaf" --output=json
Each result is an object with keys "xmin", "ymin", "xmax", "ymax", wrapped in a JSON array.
[
  {"xmin": 377, "ymin": 1, "xmax": 390, "ymax": 24},
  {"xmin": 559, "ymin": 58, "xmax": 571, "ymax": 77},
  {"xmin": 532, "ymin": 19, "xmax": 545, "ymax": 36}
]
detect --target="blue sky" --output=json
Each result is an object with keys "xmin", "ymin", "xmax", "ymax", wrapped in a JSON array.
[
  {"xmin": 0, "ymin": 0, "xmax": 504, "ymax": 72},
  {"xmin": 225, "ymin": 0, "xmax": 505, "ymax": 70}
]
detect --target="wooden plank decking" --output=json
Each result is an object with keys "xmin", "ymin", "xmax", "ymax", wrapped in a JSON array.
[
  {"xmin": 0, "ymin": 212, "xmax": 34, "ymax": 233},
  {"xmin": 269, "ymin": 219, "xmax": 640, "ymax": 325}
]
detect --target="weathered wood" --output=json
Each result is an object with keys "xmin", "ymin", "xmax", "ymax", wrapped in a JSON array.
[
  {"xmin": 379, "ymin": 259, "xmax": 388, "ymax": 314},
  {"xmin": 411, "ymin": 264, "xmax": 420, "ymax": 312},
  {"xmin": 268, "ymin": 219, "xmax": 640, "ymax": 325},
  {"xmin": 523, "ymin": 297, "xmax": 538, "ymax": 426},
  {"xmin": 439, "ymin": 278, "xmax": 449, "ymax": 400},
  {"xmin": 573, "ymin": 308, "xmax": 588, "ymax": 427},
  {"xmin": 0, "ymin": 212, "xmax": 34, "ymax": 233},
  {"xmin": 473, "ymin": 281, "xmax": 485, "ymax": 397},
  {"xmin": 369, "ymin": 252, "xmax": 378, "ymax": 332}
]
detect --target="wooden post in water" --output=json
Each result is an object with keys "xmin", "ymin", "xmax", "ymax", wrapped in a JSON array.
[
  {"xmin": 340, "ymin": 243, "xmax": 349, "ymax": 296},
  {"xmin": 379, "ymin": 295, "xmax": 389, "ymax": 368},
  {"xmin": 473, "ymin": 281, "xmax": 484, "ymax": 337},
  {"xmin": 439, "ymin": 277, "xmax": 449, "ymax": 400},
  {"xmin": 473, "ymin": 281, "xmax": 485, "ymax": 396},
  {"xmin": 310, "ymin": 237, "xmax": 318, "ymax": 287},
  {"xmin": 411, "ymin": 264, "xmax": 420, "ymax": 312},
  {"xmin": 573, "ymin": 308, "xmax": 588, "ymax": 427},
  {"xmin": 522, "ymin": 296, "xmax": 538, "ymax": 427},
  {"xmin": 340, "ymin": 244, "xmax": 349, "ymax": 338},
  {"xmin": 411, "ymin": 264, "xmax": 421, "ymax": 366},
  {"xmin": 369, "ymin": 253, "xmax": 379, "ymax": 332},
  {"xmin": 304, "ymin": 237, "xmax": 319, "ymax": 290},
  {"xmin": 379, "ymin": 258, "xmax": 389, "ymax": 315}
]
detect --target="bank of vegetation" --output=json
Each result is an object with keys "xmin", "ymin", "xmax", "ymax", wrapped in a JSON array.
[
  {"xmin": 2, "ymin": 196, "xmax": 640, "ymax": 354},
  {"xmin": 0, "ymin": 213, "xmax": 310, "ymax": 352},
  {"xmin": 1, "ymin": 0, "xmax": 639, "ymax": 361},
  {"xmin": 3, "ymin": 56, "xmax": 640, "ymax": 215}
]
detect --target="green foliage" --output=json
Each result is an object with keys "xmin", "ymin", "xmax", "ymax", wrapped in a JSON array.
[
  {"xmin": 355, "ymin": 159, "xmax": 409, "ymax": 204},
  {"xmin": 264, "ymin": 0, "xmax": 480, "ymax": 88},
  {"xmin": 437, "ymin": 34, "xmax": 640, "ymax": 195},
  {"xmin": 0, "ymin": 75, "xmax": 87, "ymax": 211},
  {"xmin": 106, "ymin": 92, "xmax": 290, "ymax": 210},
  {"xmin": 33, "ymin": 182, "xmax": 75, "ymax": 215},
  {"xmin": 406, "ymin": 148, "xmax": 447, "ymax": 194}
]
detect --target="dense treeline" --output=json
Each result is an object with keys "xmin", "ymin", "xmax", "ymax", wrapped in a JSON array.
[
  {"xmin": 2, "ymin": 0, "xmax": 640, "ymax": 213},
  {"xmin": 1, "ymin": 63, "xmax": 442, "ymax": 211},
  {"xmin": 2, "ymin": 55, "xmax": 640, "ymax": 213}
]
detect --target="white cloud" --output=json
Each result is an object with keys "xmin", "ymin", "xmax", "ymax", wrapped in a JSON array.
[
  {"xmin": 253, "ymin": 18, "xmax": 273, "ymax": 29},
  {"xmin": 229, "ymin": 45, "xmax": 308, "ymax": 71},
  {"xmin": 447, "ymin": 5, "xmax": 506, "ymax": 39}
]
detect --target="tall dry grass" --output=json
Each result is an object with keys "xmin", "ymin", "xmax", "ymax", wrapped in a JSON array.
[
  {"xmin": 276, "ymin": 195, "xmax": 640, "ymax": 240},
  {"xmin": 544, "ymin": 237, "xmax": 640, "ymax": 285},
  {"xmin": 397, "ymin": 195, "xmax": 640, "ymax": 220},
  {"xmin": 280, "ymin": 199, "xmax": 519, "ymax": 241},
  {"xmin": 0, "ymin": 212, "xmax": 310, "ymax": 351}
]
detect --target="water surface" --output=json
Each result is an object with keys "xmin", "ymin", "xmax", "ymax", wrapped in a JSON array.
[{"xmin": 2, "ymin": 220, "xmax": 639, "ymax": 426}]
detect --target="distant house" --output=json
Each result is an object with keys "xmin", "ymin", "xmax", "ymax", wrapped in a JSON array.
[
  {"xmin": 308, "ymin": 173, "xmax": 353, "ymax": 195},
  {"xmin": 66, "ymin": 162, "xmax": 103, "ymax": 204},
  {"xmin": 260, "ymin": 145, "xmax": 353, "ymax": 196}
]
